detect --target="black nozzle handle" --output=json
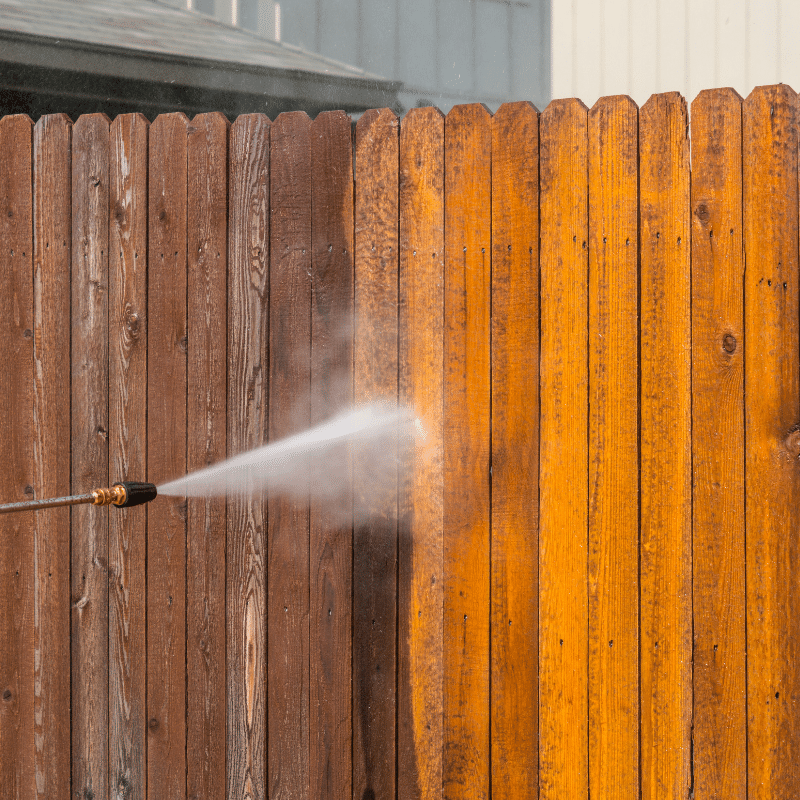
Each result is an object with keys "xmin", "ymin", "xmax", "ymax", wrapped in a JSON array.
[{"xmin": 113, "ymin": 482, "xmax": 158, "ymax": 508}]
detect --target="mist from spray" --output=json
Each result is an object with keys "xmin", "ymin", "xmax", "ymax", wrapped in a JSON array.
[{"xmin": 157, "ymin": 402, "xmax": 422, "ymax": 519}]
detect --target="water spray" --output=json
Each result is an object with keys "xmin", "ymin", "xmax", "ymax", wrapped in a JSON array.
[{"xmin": 0, "ymin": 481, "xmax": 157, "ymax": 515}]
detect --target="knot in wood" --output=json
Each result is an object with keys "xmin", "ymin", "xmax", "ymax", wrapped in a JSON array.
[
  {"xmin": 722, "ymin": 333, "xmax": 737, "ymax": 353},
  {"xmin": 695, "ymin": 203, "xmax": 710, "ymax": 223},
  {"xmin": 785, "ymin": 427, "xmax": 800, "ymax": 459}
]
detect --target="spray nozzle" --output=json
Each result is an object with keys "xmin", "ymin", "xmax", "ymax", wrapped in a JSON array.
[{"xmin": 92, "ymin": 482, "xmax": 158, "ymax": 508}]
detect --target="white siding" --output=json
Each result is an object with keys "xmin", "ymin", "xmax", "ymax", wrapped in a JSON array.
[{"xmin": 552, "ymin": 0, "xmax": 799, "ymax": 108}]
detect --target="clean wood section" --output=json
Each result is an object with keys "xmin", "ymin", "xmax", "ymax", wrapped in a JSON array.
[
  {"xmin": 0, "ymin": 113, "xmax": 35, "ymax": 800},
  {"xmin": 743, "ymin": 84, "xmax": 800, "ymax": 798},
  {"xmin": 146, "ymin": 112, "xmax": 188, "ymax": 800},
  {"xmin": 108, "ymin": 112, "xmax": 148, "ymax": 800},
  {"xmin": 32, "ymin": 113, "xmax": 71, "ymax": 800},
  {"xmin": 443, "ymin": 103, "xmax": 491, "ymax": 800},
  {"xmin": 398, "ymin": 105, "xmax": 445, "ymax": 800},
  {"xmin": 309, "ymin": 109, "xmax": 353, "ymax": 800},
  {"xmin": 71, "ymin": 112, "xmax": 110, "ymax": 800},
  {"xmin": 227, "ymin": 112, "xmax": 270, "ymax": 800},
  {"xmin": 690, "ymin": 88, "xmax": 746, "ymax": 800},
  {"xmin": 268, "ymin": 111, "xmax": 312, "ymax": 800},
  {"xmin": 638, "ymin": 92, "xmax": 692, "ymax": 800},
  {"xmin": 587, "ymin": 95, "xmax": 639, "ymax": 800},
  {"xmin": 538, "ymin": 98, "xmax": 589, "ymax": 800},
  {"xmin": 490, "ymin": 100, "xmax": 539, "ymax": 800},
  {"xmin": 353, "ymin": 107, "xmax": 400, "ymax": 800},
  {"xmin": 187, "ymin": 112, "xmax": 228, "ymax": 800}
]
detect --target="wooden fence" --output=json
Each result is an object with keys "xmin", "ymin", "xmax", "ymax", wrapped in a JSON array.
[{"xmin": 0, "ymin": 84, "xmax": 799, "ymax": 800}]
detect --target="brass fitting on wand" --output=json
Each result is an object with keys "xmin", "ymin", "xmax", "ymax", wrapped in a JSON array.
[{"xmin": 0, "ymin": 482, "xmax": 157, "ymax": 515}]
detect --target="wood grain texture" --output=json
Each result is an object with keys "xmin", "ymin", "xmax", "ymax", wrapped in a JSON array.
[
  {"xmin": 442, "ymin": 103, "xmax": 491, "ymax": 800},
  {"xmin": 109, "ymin": 112, "xmax": 148, "ymax": 800},
  {"xmin": 638, "ymin": 92, "xmax": 692, "ymax": 800},
  {"xmin": 187, "ymin": 111, "xmax": 228, "ymax": 800},
  {"xmin": 537, "ymin": 98, "xmax": 589, "ymax": 800},
  {"xmin": 690, "ymin": 88, "xmax": 746, "ymax": 800},
  {"xmin": 743, "ymin": 84, "xmax": 800, "ymax": 798},
  {"xmin": 71, "ymin": 112, "xmax": 110, "ymax": 800},
  {"xmin": 32, "ymin": 113, "xmax": 71, "ymax": 800},
  {"xmin": 353, "ymin": 107, "xmax": 399, "ymax": 800},
  {"xmin": 587, "ymin": 96, "xmax": 639, "ymax": 800},
  {"xmin": 146, "ymin": 112, "xmax": 188, "ymax": 800},
  {"xmin": 309, "ymin": 110, "xmax": 353, "ymax": 800},
  {"xmin": 0, "ymin": 113, "xmax": 35, "ymax": 800},
  {"xmin": 398, "ymin": 106, "xmax": 445, "ymax": 800},
  {"xmin": 268, "ymin": 111, "xmax": 311, "ymax": 800},
  {"xmin": 489, "ymin": 101, "xmax": 539, "ymax": 800},
  {"xmin": 227, "ymin": 112, "xmax": 270, "ymax": 800}
]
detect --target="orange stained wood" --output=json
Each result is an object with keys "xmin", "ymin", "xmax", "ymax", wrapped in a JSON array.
[
  {"xmin": 310, "ymin": 109, "xmax": 353, "ymax": 800},
  {"xmin": 146, "ymin": 112, "xmax": 188, "ymax": 800},
  {"xmin": 690, "ymin": 88, "xmax": 746, "ymax": 800},
  {"xmin": 109, "ymin": 112, "xmax": 149, "ymax": 800},
  {"xmin": 268, "ymin": 111, "xmax": 312, "ymax": 800},
  {"xmin": 538, "ymin": 97, "xmax": 589, "ymax": 800},
  {"xmin": 227, "ymin": 113, "xmax": 270, "ymax": 800},
  {"xmin": 639, "ymin": 92, "xmax": 692, "ymax": 800},
  {"xmin": 187, "ymin": 112, "xmax": 229, "ymax": 800},
  {"xmin": 443, "ymin": 103, "xmax": 491, "ymax": 800},
  {"xmin": 743, "ymin": 84, "xmax": 800, "ymax": 798},
  {"xmin": 71, "ymin": 112, "xmax": 111, "ymax": 800},
  {"xmin": 33, "ymin": 113, "xmax": 72, "ymax": 800},
  {"xmin": 398, "ymin": 106, "xmax": 445, "ymax": 800},
  {"xmin": 0, "ymin": 113, "xmax": 35, "ymax": 800},
  {"xmin": 587, "ymin": 95, "xmax": 639, "ymax": 800},
  {"xmin": 353, "ymin": 106, "xmax": 400, "ymax": 800},
  {"xmin": 490, "ymin": 100, "xmax": 539, "ymax": 800}
]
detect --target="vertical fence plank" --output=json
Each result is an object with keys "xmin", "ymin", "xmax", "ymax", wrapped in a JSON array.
[
  {"xmin": 32, "ymin": 113, "xmax": 71, "ymax": 800},
  {"xmin": 443, "ymin": 103, "xmax": 492, "ymax": 800},
  {"xmin": 538, "ymin": 98, "xmax": 589, "ymax": 800},
  {"xmin": 490, "ymin": 100, "xmax": 539, "ymax": 800},
  {"xmin": 587, "ymin": 96, "xmax": 639, "ymax": 800},
  {"xmin": 639, "ymin": 92, "xmax": 692, "ymax": 799},
  {"xmin": 186, "ymin": 111, "xmax": 228, "ymax": 800},
  {"xmin": 147, "ymin": 112, "xmax": 188, "ymax": 800},
  {"xmin": 227, "ymin": 113, "xmax": 270, "ymax": 800},
  {"xmin": 743, "ymin": 84, "xmax": 800, "ymax": 798},
  {"xmin": 691, "ymin": 88, "xmax": 746, "ymax": 800},
  {"xmin": 353, "ymin": 107, "xmax": 400, "ymax": 800},
  {"xmin": 109, "ymin": 112, "xmax": 149, "ymax": 800},
  {"xmin": 268, "ymin": 110, "xmax": 312, "ymax": 800},
  {"xmin": 71, "ymin": 112, "xmax": 110, "ymax": 800},
  {"xmin": 0, "ymin": 113, "xmax": 35, "ymax": 800},
  {"xmin": 398, "ymin": 106, "xmax": 445, "ymax": 800},
  {"xmin": 310, "ymin": 110, "xmax": 354, "ymax": 800}
]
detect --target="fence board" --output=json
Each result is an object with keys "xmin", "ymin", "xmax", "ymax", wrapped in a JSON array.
[
  {"xmin": 690, "ymin": 87, "xmax": 746, "ymax": 800},
  {"xmin": 109, "ymin": 112, "xmax": 148, "ymax": 800},
  {"xmin": 309, "ymin": 109, "xmax": 354, "ymax": 800},
  {"xmin": 587, "ymin": 95, "xmax": 639, "ymax": 800},
  {"xmin": 268, "ymin": 110, "xmax": 312, "ymax": 800},
  {"xmin": 32, "ymin": 113, "xmax": 71, "ymax": 800},
  {"xmin": 638, "ymin": 92, "xmax": 692, "ymax": 800},
  {"xmin": 353, "ymin": 107, "xmax": 400, "ymax": 800},
  {"xmin": 71, "ymin": 112, "xmax": 110, "ymax": 800},
  {"xmin": 398, "ymin": 105, "xmax": 445, "ymax": 800},
  {"xmin": 489, "ymin": 100, "xmax": 539, "ymax": 800},
  {"xmin": 186, "ymin": 111, "xmax": 228, "ymax": 800},
  {"xmin": 146, "ymin": 112, "xmax": 188, "ymax": 800},
  {"xmin": 0, "ymin": 113, "xmax": 35, "ymax": 800},
  {"xmin": 227, "ymin": 112, "xmax": 270, "ymax": 800},
  {"xmin": 538, "ymin": 97, "xmax": 589, "ymax": 800},
  {"xmin": 443, "ymin": 103, "xmax": 492, "ymax": 800},
  {"xmin": 743, "ymin": 83, "xmax": 800, "ymax": 798}
]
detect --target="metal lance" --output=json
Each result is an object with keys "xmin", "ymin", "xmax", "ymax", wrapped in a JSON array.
[{"xmin": 0, "ymin": 481, "xmax": 158, "ymax": 515}]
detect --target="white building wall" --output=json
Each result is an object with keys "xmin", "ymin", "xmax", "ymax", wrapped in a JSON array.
[{"xmin": 551, "ymin": 0, "xmax": 800, "ymax": 108}]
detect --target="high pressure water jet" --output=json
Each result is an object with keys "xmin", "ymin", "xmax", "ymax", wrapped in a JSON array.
[{"xmin": 0, "ymin": 481, "xmax": 157, "ymax": 515}]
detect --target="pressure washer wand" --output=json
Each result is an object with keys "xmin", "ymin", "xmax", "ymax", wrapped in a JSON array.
[{"xmin": 0, "ymin": 482, "xmax": 157, "ymax": 515}]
